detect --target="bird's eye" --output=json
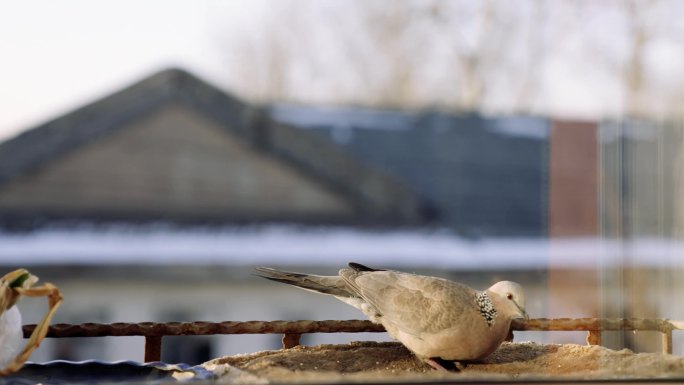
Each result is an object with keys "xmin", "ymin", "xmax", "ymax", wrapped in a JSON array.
[{"xmin": 506, "ymin": 293, "xmax": 513, "ymax": 300}]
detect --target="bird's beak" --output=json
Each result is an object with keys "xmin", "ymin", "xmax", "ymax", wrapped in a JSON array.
[{"xmin": 514, "ymin": 301, "xmax": 529, "ymax": 320}]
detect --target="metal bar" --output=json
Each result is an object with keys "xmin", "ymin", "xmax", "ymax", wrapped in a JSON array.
[
  {"xmin": 21, "ymin": 318, "xmax": 683, "ymax": 361},
  {"xmin": 23, "ymin": 320, "xmax": 385, "ymax": 338},
  {"xmin": 282, "ymin": 333, "xmax": 301, "ymax": 349},
  {"xmin": 662, "ymin": 331, "xmax": 673, "ymax": 354},
  {"xmin": 586, "ymin": 330, "xmax": 601, "ymax": 346},
  {"xmin": 23, "ymin": 318, "xmax": 683, "ymax": 339},
  {"xmin": 144, "ymin": 335, "xmax": 163, "ymax": 362},
  {"xmin": 510, "ymin": 318, "xmax": 679, "ymax": 333}
]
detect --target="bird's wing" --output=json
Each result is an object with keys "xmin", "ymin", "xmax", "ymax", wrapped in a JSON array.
[{"xmin": 340, "ymin": 269, "xmax": 477, "ymax": 336}]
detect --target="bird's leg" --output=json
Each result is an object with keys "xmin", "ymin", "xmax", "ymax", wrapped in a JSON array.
[
  {"xmin": 425, "ymin": 357, "xmax": 465, "ymax": 372},
  {"xmin": 425, "ymin": 358, "xmax": 449, "ymax": 371}
]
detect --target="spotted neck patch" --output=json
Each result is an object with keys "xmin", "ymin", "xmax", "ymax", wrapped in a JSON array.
[{"xmin": 476, "ymin": 292, "xmax": 497, "ymax": 327}]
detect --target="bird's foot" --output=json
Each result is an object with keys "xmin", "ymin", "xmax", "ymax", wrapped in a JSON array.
[{"xmin": 425, "ymin": 357, "xmax": 466, "ymax": 372}]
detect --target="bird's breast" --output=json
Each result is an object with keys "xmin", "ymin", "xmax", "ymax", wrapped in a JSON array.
[{"xmin": 395, "ymin": 316, "xmax": 512, "ymax": 361}]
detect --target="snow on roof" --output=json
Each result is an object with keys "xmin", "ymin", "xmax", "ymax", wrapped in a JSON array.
[
  {"xmin": 1, "ymin": 225, "xmax": 680, "ymax": 269},
  {"xmin": 270, "ymin": 104, "xmax": 419, "ymax": 131},
  {"xmin": 270, "ymin": 104, "xmax": 551, "ymax": 140}
]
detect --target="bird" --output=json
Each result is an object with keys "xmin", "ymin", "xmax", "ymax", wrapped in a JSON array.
[{"xmin": 255, "ymin": 262, "xmax": 528, "ymax": 371}]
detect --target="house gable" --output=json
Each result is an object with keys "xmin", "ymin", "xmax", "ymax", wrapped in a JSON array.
[
  {"xmin": 0, "ymin": 69, "xmax": 426, "ymax": 226},
  {"xmin": 0, "ymin": 103, "xmax": 355, "ymax": 221}
]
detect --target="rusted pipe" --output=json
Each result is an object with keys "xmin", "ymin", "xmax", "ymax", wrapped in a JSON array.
[
  {"xmin": 22, "ymin": 318, "xmax": 683, "ymax": 358},
  {"xmin": 662, "ymin": 331, "xmax": 673, "ymax": 354},
  {"xmin": 282, "ymin": 333, "xmax": 302, "ymax": 349},
  {"xmin": 23, "ymin": 320, "xmax": 385, "ymax": 338},
  {"xmin": 511, "ymin": 318, "xmax": 679, "ymax": 354},
  {"xmin": 144, "ymin": 335, "xmax": 163, "ymax": 362},
  {"xmin": 586, "ymin": 330, "xmax": 601, "ymax": 346},
  {"xmin": 510, "ymin": 318, "xmax": 679, "ymax": 333},
  {"xmin": 24, "ymin": 318, "xmax": 682, "ymax": 341},
  {"xmin": 24, "ymin": 318, "xmax": 683, "ymax": 339}
]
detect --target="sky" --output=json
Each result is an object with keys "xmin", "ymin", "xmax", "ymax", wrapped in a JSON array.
[
  {"xmin": 1, "ymin": 0, "xmax": 684, "ymax": 142},
  {"xmin": 0, "ymin": 0, "xmax": 250, "ymax": 141}
]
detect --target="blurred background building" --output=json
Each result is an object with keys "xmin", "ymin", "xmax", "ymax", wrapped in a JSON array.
[{"xmin": 1, "ymin": 0, "xmax": 683, "ymax": 365}]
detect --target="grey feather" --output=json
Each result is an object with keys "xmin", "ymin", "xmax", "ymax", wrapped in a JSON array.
[{"xmin": 254, "ymin": 267, "xmax": 353, "ymax": 298}]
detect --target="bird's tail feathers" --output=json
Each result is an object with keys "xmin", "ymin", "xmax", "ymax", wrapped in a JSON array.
[
  {"xmin": 348, "ymin": 262, "xmax": 385, "ymax": 272},
  {"xmin": 254, "ymin": 267, "xmax": 352, "ymax": 298}
]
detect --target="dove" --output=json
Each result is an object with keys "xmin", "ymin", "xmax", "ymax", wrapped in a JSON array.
[{"xmin": 255, "ymin": 262, "xmax": 528, "ymax": 371}]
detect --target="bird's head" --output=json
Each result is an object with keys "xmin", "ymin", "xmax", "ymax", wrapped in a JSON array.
[{"xmin": 488, "ymin": 281, "xmax": 528, "ymax": 320}]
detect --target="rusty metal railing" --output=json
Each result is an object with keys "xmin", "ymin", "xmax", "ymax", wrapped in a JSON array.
[
  {"xmin": 512, "ymin": 318, "xmax": 681, "ymax": 354},
  {"xmin": 23, "ymin": 318, "xmax": 683, "ymax": 362}
]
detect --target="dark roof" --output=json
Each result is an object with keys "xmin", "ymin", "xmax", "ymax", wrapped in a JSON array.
[
  {"xmin": 271, "ymin": 105, "xmax": 550, "ymax": 236},
  {"xmin": 0, "ymin": 69, "xmax": 428, "ymax": 226}
]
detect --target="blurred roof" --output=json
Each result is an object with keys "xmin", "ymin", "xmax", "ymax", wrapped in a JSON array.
[
  {"xmin": 0, "ymin": 68, "xmax": 555, "ymax": 236},
  {"xmin": 271, "ymin": 105, "xmax": 550, "ymax": 237},
  {"xmin": 0, "ymin": 69, "xmax": 428, "ymax": 228}
]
